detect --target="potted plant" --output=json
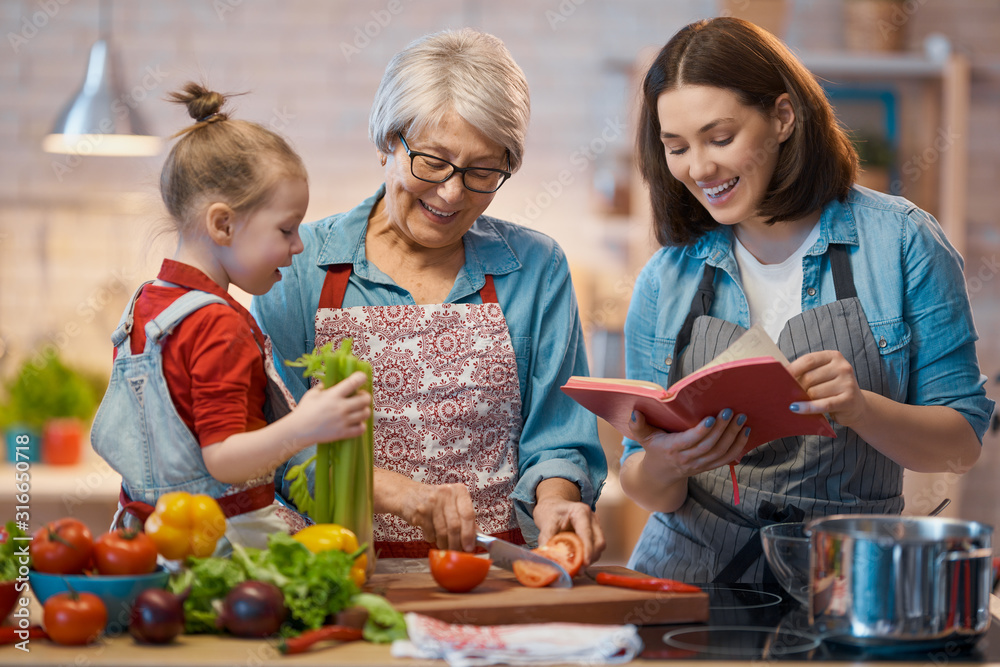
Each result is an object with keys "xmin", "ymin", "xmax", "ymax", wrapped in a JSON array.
[
  {"xmin": 0, "ymin": 354, "xmax": 102, "ymax": 465},
  {"xmin": 852, "ymin": 131, "xmax": 895, "ymax": 193}
]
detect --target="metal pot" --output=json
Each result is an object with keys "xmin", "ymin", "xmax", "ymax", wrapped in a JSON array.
[{"xmin": 806, "ymin": 515, "xmax": 993, "ymax": 647}]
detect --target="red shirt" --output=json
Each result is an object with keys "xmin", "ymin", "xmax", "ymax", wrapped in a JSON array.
[{"xmin": 123, "ymin": 260, "xmax": 268, "ymax": 447}]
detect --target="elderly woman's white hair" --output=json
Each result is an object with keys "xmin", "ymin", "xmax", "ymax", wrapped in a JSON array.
[{"xmin": 368, "ymin": 28, "xmax": 530, "ymax": 173}]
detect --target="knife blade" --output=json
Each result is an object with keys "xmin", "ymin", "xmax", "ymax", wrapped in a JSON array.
[{"xmin": 476, "ymin": 533, "xmax": 573, "ymax": 588}]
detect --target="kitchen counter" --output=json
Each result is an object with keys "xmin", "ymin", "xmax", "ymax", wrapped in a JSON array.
[{"xmin": 5, "ymin": 591, "xmax": 1000, "ymax": 666}]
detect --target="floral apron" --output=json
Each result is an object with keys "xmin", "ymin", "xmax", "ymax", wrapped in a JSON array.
[{"xmin": 314, "ymin": 264, "xmax": 524, "ymax": 558}]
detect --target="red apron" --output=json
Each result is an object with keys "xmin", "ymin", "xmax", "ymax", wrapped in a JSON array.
[{"xmin": 315, "ymin": 264, "xmax": 525, "ymax": 557}]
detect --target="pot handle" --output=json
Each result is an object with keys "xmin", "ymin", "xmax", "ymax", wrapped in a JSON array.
[
  {"xmin": 936, "ymin": 547, "xmax": 993, "ymax": 632},
  {"xmin": 938, "ymin": 547, "xmax": 993, "ymax": 564}
]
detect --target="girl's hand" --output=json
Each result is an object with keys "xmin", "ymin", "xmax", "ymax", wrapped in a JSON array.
[
  {"xmin": 787, "ymin": 350, "xmax": 868, "ymax": 427},
  {"xmin": 293, "ymin": 371, "xmax": 371, "ymax": 444},
  {"xmin": 627, "ymin": 408, "xmax": 749, "ymax": 479}
]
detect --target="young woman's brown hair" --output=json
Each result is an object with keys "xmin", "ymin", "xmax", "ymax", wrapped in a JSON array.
[
  {"xmin": 161, "ymin": 83, "xmax": 307, "ymax": 233},
  {"xmin": 635, "ymin": 17, "xmax": 858, "ymax": 246}
]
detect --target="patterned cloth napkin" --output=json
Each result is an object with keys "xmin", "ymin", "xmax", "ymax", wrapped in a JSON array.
[{"xmin": 391, "ymin": 613, "xmax": 644, "ymax": 667}]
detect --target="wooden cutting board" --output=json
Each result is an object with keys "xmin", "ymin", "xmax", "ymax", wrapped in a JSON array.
[{"xmin": 369, "ymin": 565, "xmax": 708, "ymax": 626}]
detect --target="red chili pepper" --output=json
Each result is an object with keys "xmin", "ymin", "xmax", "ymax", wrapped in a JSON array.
[
  {"xmin": 594, "ymin": 571, "xmax": 702, "ymax": 594},
  {"xmin": 278, "ymin": 625, "xmax": 364, "ymax": 655},
  {"xmin": 0, "ymin": 626, "xmax": 47, "ymax": 644}
]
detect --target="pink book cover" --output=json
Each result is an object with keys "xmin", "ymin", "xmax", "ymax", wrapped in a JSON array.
[{"xmin": 561, "ymin": 357, "xmax": 835, "ymax": 457}]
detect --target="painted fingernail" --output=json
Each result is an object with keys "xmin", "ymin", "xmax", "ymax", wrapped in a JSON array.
[
  {"xmin": 736, "ymin": 414, "xmax": 747, "ymax": 426},
  {"xmin": 630, "ymin": 410, "xmax": 636, "ymax": 423},
  {"xmin": 789, "ymin": 403, "xmax": 801, "ymax": 412},
  {"xmin": 703, "ymin": 417, "xmax": 716, "ymax": 428},
  {"xmin": 720, "ymin": 408, "xmax": 733, "ymax": 421},
  {"xmin": 744, "ymin": 426, "xmax": 752, "ymax": 438}
]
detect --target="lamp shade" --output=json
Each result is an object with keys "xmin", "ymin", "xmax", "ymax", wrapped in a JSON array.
[{"xmin": 42, "ymin": 39, "xmax": 161, "ymax": 157}]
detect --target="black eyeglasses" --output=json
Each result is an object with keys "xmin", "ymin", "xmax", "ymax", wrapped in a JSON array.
[{"xmin": 397, "ymin": 133, "xmax": 511, "ymax": 194}]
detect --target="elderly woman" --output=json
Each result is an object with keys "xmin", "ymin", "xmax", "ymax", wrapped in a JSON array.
[{"xmin": 252, "ymin": 28, "xmax": 607, "ymax": 563}]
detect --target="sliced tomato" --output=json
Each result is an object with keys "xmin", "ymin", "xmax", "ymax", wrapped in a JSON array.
[
  {"xmin": 534, "ymin": 531, "xmax": 584, "ymax": 578},
  {"xmin": 428, "ymin": 549, "xmax": 492, "ymax": 593},
  {"xmin": 512, "ymin": 559, "xmax": 560, "ymax": 588}
]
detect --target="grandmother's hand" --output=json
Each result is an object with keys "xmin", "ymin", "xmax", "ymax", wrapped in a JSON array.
[
  {"xmin": 532, "ymin": 478, "xmax": 606, "ymax": 566},
  {"xmin": 400, "ymin": 481, "xmax": 478, "ymax": 553}
]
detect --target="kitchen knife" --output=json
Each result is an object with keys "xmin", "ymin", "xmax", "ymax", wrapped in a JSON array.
[{"xmin": 475, "ymin": 533, "xmax": 573, "ymax": 588}]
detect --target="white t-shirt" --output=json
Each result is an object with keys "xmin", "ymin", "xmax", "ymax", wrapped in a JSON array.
[{"xmin": 733, "ymin": 223, "xmax": 821, "ymax": 342}]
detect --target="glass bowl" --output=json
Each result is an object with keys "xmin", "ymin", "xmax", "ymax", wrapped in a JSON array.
[
  {"xmin": 760, "ymin": 522, "xmax": 810, "ymax": 606},
  {"xmin": 29, "ymin": 567, "xmax": 169, "ymax": 634}
]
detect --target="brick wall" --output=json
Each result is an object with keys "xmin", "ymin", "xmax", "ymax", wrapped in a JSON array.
[{"xmin": 2, "ymin": 0, "xmax": 1000, "ymax": 546}]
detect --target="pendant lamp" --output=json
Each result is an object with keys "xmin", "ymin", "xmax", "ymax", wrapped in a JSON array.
[{"xmin": 41, "ymin": 0, "xmax": 161, "ymax": 157}]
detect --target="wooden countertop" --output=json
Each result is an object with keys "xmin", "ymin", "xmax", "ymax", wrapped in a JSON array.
[{"xmin": 4, "ymin": 588, "xmax": 999, "ymax": 666}]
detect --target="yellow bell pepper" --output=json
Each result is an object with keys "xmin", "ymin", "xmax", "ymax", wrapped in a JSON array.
[
  {"xmin": 293, "ymin": 523, "xmax": 367, "ymax": 586},
  {"xmin": 143, "ymin": 492, "xmax": 226, "ymax": 560}
]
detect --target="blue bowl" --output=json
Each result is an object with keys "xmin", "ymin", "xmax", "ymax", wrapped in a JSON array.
[{"xmin": 29, "ymin": 567, "xmax": 170, "ymax": 635}]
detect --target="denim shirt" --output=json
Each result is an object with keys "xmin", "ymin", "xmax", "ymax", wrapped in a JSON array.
[
  {"xmin": 252, "ymin": 186, "xmax": 607, "ymax": 540},
  {"xmin": 622, "ymin": 185, "xmax": 994, "ymax": 464}
]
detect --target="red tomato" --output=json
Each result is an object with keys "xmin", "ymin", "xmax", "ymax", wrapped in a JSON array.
[
  {"xmin": 93, "ymin": 528, "xmax": 158, "ymax": 575},
  {"xmin": 30, "ymin": 518, "xmax": 93, "ymax": 575},
  {"xmin": 43, "ymin": 591, "xmax": 107, "ymax": 645},
  {"xmin": 428, "ymin": 549, "xmax": 492, "ymax": 593},
  {"xmin": 534, "ymin": 531, "xmax": 584, "ymax": 578},
  {"xmin": 512, "ymin": 560, "xmax": 560, "ymax": 588}
]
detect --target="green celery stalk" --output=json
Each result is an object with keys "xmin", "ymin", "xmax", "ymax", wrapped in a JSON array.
[
  {"xmin": 332, "ymin": 352, "xmax": 358, "ymax": 526},
  {"xmin": 286, "ymin": 338, "xmax": 374, "ymax": 566}
]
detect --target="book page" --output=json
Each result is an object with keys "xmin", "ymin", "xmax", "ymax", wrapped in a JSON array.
[
  {"xmin": 694, "ymin": 322, "xmax": 791, "ymax": 373},
  {"xmin": 567, "ymin": 376, "xmax": 664, "ymax": 390}
]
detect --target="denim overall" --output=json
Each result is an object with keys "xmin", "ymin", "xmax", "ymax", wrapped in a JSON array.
[{"xmin": 91, "ymin": 282, "xmax": 307, "ymax": 555}]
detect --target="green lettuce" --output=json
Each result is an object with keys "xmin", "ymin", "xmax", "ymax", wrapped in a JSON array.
[
  {"xmin": 1, "ymin": 521, "xmax": 29, "ymax": 581},
  {"xmin": 169, "ymin": 532, "xmax": 359, "ymax": 635},
  {"xmin": 351, "ymin": 592, "xmax": 408, "ymax": 643}
]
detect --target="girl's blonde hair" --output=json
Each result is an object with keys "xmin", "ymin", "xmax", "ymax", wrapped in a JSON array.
[{"xmin": 160, "ymin": 82, "xmax": 307, "ymax": 233}]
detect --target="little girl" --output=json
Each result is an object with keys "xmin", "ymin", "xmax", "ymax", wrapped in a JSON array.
[{"xmin": 91, "ymin": 83, "xmax": 370, "ymax": 554}]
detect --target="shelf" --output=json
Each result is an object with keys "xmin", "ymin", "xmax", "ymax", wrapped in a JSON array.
[
  {"xmin": 799, "ymin": 50, "xmax": 971, "ymax": 258},
  {"xmin": 797, "ymin": 50, "xmax": 951, "ymax": 78},
  {"xmin": 0, "ymin": 449, "xmax": 120, "ymax": 530}
]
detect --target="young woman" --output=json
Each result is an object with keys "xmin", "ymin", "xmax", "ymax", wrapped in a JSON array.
[{"xmin": 619, "ymin": 17, "xmax": 993, "ymax": 584}]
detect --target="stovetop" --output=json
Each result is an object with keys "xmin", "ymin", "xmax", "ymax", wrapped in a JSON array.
[{"xmin": 638, "ymin": 584, "xmax": 996, "ymax": 661}]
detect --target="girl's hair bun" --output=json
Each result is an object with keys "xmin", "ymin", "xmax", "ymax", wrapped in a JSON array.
[{"xmin": 167, "ymin": 82, "xmax": 229, "ymax": 124}]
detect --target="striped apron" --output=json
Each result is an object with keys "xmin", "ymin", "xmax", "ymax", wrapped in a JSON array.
[{"xmin": 627, "ymin": 244, "xmax": 904, "ymax": 583}]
